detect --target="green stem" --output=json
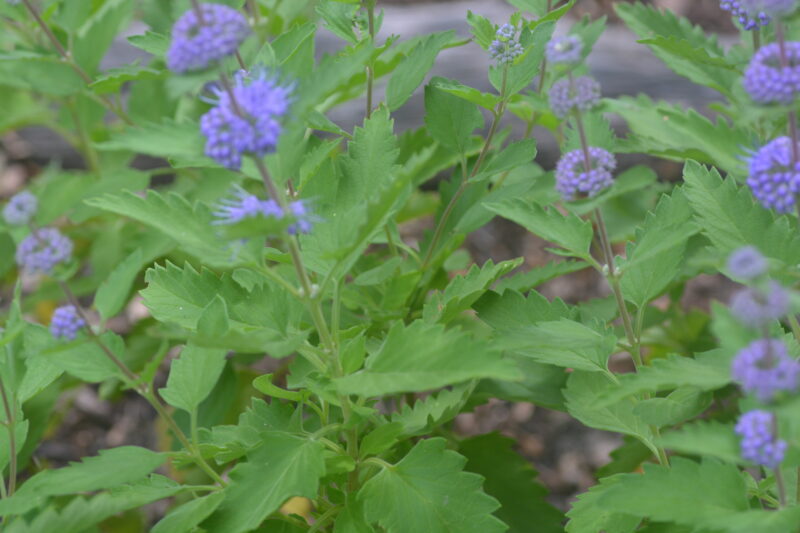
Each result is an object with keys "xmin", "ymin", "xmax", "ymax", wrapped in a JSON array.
[
  {"xmin": 66, "ymin": 98, "xmax": 101, "ymax": 174},
  {"xmin": 419, "ymin": 66, "xmax": 509, "ymax": 271},
  {"xmin": 20, "ymin": 0, "xmax": 133, "ymax": 125},
  {"xmin": 144, "ymin": 390, "xmax": 227, "ymax": 486},
  {"xmin": 50, "ymin": 275, "xmax": 226, "ymax": 486},
  {"xmin": 0, "ymin": 375, "xmax": 17, "ymax": 497},
  {"xmin": 384, "ymin": 226, "xmax": 398, "ymax": 257},
  {"xmin": 776, "ymin": 467, "xmax": 787, "ymax": 508},
  {"xmin": 365, "ymin": 0, "xmax": 377, "ymax": 118},
  {"xmin": 591, "ymin": 210, "xmax": 640, "ymax": 367},
  {"xmin": 308, "ymin": 506, "xmax": 340, "ymax": 533},
  {"xmin": 253, "ymin": 263, "xmax": 301, "ymax": 297}
]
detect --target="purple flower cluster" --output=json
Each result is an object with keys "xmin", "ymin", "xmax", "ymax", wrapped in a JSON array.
[
  {"xmin": 167, "ymin": 3, "xmax": 250, "ymax": 73},
  {"xmin": 747, "ymin": 136, "xmax": 800, "ymax": 213},
  {"xmin": 214, "ymin": 188, "xmax": 281, "ymax": 223},
  {"xmin": 15, "ymin": 227, "xmax": 73, "ymax": 274},
  {"xmin": 727, "ymin": 246, "xmax": 767, "ymax": 280},
  {"xmin": 50, "ymin": 305, "xmax": 85, "ymax": 341},
  {"xmin": 730, "ymin": 282, "xmax": 790, "ymax": 327},
  {"xmin": 720, "ymin": 1, "xmax": 771, "ymax": 30},
  {"xmin": 743, "ymin": 43, "xmax": 800, "ymax": 105},
  {"xmin": 549, "ymin": 76, "xmax": 601, "ymax": 118},
  {"xmin": 2, "ymin": 191, "xmax": 37, "ymax": 226},
  {"xmin": 555, "ymin": 147, "xmax": 616, "ymax": 201},
  {"xmin": 735, "ymin": 410, "xmax": 787, "ymax": 468},
  {"xmin": 201, "ymin": 72, "xmax": 293, "ymax": 169},
  {"xmin": 546, "ymin": 35, "xmax": 583, "ymax": 65},
  {"xmin": 214, "ymin": 189, "xmax": 314, "ymax": 234},
  {"xmin": 489, "ymin": 24, "xmax": 524, "ymax": 65},
  {"xmin": 732, "ymin": 338, "xmax": 800, "ymax": 402}
]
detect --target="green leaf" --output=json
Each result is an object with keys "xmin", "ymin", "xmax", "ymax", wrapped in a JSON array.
[
  {"xmin": 335, "ymin": 321, "xmax": 518, "ymax": 396},
  {"xmin": 491, "ymin": 317, "xmax": 616, "ymax": 374},
  {"xmin": 615, "ymin": 3, "xmax": 736, "ymax": 95},
  {"xmin": 466, "ymin": 11, "xmax": 496, "ymax": 49},
  {"xmin": 85, "ymin": 190, "xmax": 255, "ymax": 268},
  {"xmin": 142, "ymin": 262, "xmax": 306, "ymax": 356},
  {"xmin": 0, "ymin": 447, "xmax": 164, "ymax": 516},
  {"xmin": 432, "ymin": 77, "xmax": 501, "ymax": 111},
  {"xmin": 683, "ymin": 161, "xmax": 800, "ymax": 265},
  {"xmin": 485, "ymin": 199, "xmax": 594, "ymax": 260},
  {"xmin": 94, "ymin": 248, "xmax": 143, "ymax": 321},
  {"xmin": 607, "ymin": 96, "xmax": 749, "ymax": 174},
  {"xmin": 358, "ymin": 438, "xmax": 505, "ymax": 533},
  {"xmin": 566, "ymin": 476, "xmax": 642, "ymax": 533},
  {"xmin": 494, "ymin": 261, "xmax": 587, "ymax": 293},
  {"xmin": 160, "ymin": 344, "xmax": 228, "ymax": 413},
  {"xmin": 95, "ymin": 119, "xmax": 206, "ymax": 160},
  {"xmin": 73, "ymin": 0, "xmax": 134, "ymax": 74},
  {"xmin": 151, "ymin": 492, "xmax": 226, "ymax": 533},
  {"xmin": 197, "ymin": 295, "xmax": 231, "ymax": 337},
  {"xmin": 598, "ymin": 351, "xmax": 731, "ymax": 405},
  {"xmin": 203, "ymin": 432, "xmax": 325, "ymax": 533},
  {"xmin": 658, "ymin": 421, "xmax": 743, "ymax": 465},
  {"xmin": 39, "ymin": 330, "xmax": 127, "ymax": 384},
  {"xmin": 632, "ymin": 387, "xmax": 712, "ymax": 427},
  {"xmin": 702, "ymin": 508, "xmax": 800, "ymax": 533},
  {"xmin": 335, "ymin": 497, "xmax": 375, "ymax": 533},
  {"xmin": 390, "ymin": 383, "xmax": 474, "ymax": 437},
  {"xmin": 4, "ymin": 476, "xmax": 182, "ymax": 533},
  {"xmin": 619, "ymin": 188, "xmax": 696, "ymax": 308},
  {"xmin": 0, "ymin": 52, "xmax": 85, "ymax": 96},
  {"xmin": 90, "ymin": 65, "xmax": 163, "ymax": 94},
  {"xmin": 564, "ymin": 372, "xmax": 657, "ymax": 455},
  {"xmin": 460, "ymin": 433, "xmax": 563, "ymax": 533},
  {"xmin": 424, "ymin": 81, "xmax": 484, "ymax": 154},
  {"xmin": 475, "ymin": 289, "xmax": 573, "ymax": 330},
  {"xmin": 360, "ymin": 422, "xmax": 404, "ymax": 458},
  {"xmin": 595, "ymin": 458, "xmax": 749, "ymax": 529},
  {"xmin": 302, "ymin": 108, "xmax": 407, "ymax": 280},
  {"xmin": 127, "ymin": 31, "xmax": 169, "ymax": 56},
  {"xmin": 423, "ymin": 258, "xmax": 523, "ymax": 323},
  {"xmin": 316, "ymin": 1, "xmax": 359, "ymax": 44},
  {"xmin": 388, "ymin": 32, "xmax": 455, "ymax": 111}
]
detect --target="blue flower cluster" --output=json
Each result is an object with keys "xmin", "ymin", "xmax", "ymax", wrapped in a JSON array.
[
  {"xmin": 50, "ymin": 305, "xmax": 85, "ymax": 341},
  {"xmin": 732, "ymin": 339, "xmax": 800, "ymax": 402},
  {"xmin": 200, "ymin": 72, "xmax": 293, "ymax": 169},
  {"xmin": 727, "ymin": 246, "xmax": 768, "ymax": 280},
  {"xmin": 2, "ymin": 191, "xmax": 37, "ymax": 226},
  {"xmin": 555, "ymin": 147, "xmax": 616, "ymax": 201},
  {"xmin": 549, "ymin": 76, "xmax": 601, "ymax": 119},
  {"xmin": 489, "ymin": 24, "xmax": 524, "ymax": 65},
  {"xmin": 15, "ymin": 227, "xmax": 73, "ymax": 274},
  {"xmin": 747, "ymin": 136, "xmax": 800, "ymax": 213},
  {"xmin": 546, "ymin": 35, "xmax": 583, "ymax": 65},
  {"xmin": 744, "ymin": 43, "xmax": 800, "ymax": 105},
  {"xmin": 735, "ymin": 410, "xmax": 788, "ymax": 468},
  {"xmin": 720, "ymin": 1, "xmax": 771, "ymax": 30},
  {"xmin": 214, "ymin": 189, "xmax": 314, "ymax": 234},
  {"xmin": 167, "ymin": 3, "xmax": 250, "ymax": 73},
  {"xmin": 730, "ymin": 282, "xmax": 790, "ymax": 327}
]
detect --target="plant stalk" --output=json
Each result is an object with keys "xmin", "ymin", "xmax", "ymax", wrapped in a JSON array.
[
  {"xmin": 0, "ymin": 376, "xmax": 17, "ymax": 497},
  {"xmin": 419, "ymin": 66, "xmax": 509, "ymax": 271},
  {"xmin": 41, "ymin": 259, "xmax": 225, "ymax": 486},
  {"xmin": 365, "ymin": 0, "xmax": 377, "ymax": 118},
  {"xmin": 19, "ymin": 0, "xmax": 133, "ymax": 125}
]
